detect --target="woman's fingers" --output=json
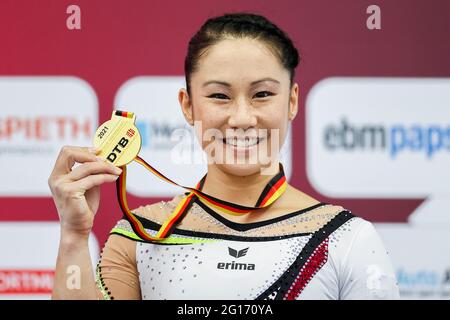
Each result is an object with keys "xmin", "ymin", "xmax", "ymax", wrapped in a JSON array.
[
  {"xmin": 69, "ymin": 173, "xmax": 120, "ymax": 193},
  {"xmin": 51, "ymin": 146, "xmax": 101, "ymax": 177},
  {"xmin": 68, "ymin": 160, "xmax": 122, "ymax": 181}
]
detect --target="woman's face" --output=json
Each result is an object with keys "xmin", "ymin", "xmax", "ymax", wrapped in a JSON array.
[{"xmin": 179, "ymin": 38, "xmax": 298, "ymax": 176}]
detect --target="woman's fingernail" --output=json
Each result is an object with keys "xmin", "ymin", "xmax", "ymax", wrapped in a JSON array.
[
  {"xmin": 88, "ymin": 147, "xmax": 101, "ymax": 154},
  {"xmin": 114, "ymin": 167, "xmax": 122, "ymax": 174},
  {"xmin": 96, "ymin": 156, "xmax": 106, "ymax": 162}
]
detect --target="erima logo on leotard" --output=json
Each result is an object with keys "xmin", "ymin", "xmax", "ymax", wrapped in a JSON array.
[
  {"xmin": 217, "ymin": 247, "xmax": 255, "ymax": 271},
  {"xmin": 228, "ymin": 247, "xmax": 249, "ymax": 258}
]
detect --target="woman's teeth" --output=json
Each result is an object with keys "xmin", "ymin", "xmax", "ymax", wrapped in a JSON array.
[{"xmin": 223, "ymin": 137, "xmax": 261, "ymax": 147}]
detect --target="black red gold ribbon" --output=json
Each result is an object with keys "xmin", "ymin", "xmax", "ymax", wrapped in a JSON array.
[{"xmin": 116, "ymin": 157, "xmax": 287, "ymax": 242}]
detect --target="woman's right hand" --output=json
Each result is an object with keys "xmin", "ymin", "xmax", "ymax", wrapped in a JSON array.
[{"xmin": 48, "ymin": 146, "xmax": 122, "ymax": 238}]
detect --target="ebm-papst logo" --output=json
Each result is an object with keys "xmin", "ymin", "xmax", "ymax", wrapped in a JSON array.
[{"xmin": 324, "ymin": 118, "xmax": 449, "ymax": 159}]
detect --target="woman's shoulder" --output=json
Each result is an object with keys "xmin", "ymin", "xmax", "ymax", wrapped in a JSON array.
[
  {"xmin": 109, "ymin": 193, "xmax": 188, "ymax": 239},
  {"xmin": 282, "ymin": 184, "xmax": 377, "ymax": 235},
  {"xmin": 282, "ymin": 184, "xmax": 336, "ymax": 210},
  {"xmin": 131, "ymin": 193, "xmax": 187, "ymax": 223},
  {"xmin": 326, "ymin": 213, "xmax": 386, "ymax": 261},
  {"xmin": 282, "ymin": 184, "xmax": 348, "ymax": 218},
  {"xmin": 325, "ymin": 216, "xmax": 399, "ymax": 299}
]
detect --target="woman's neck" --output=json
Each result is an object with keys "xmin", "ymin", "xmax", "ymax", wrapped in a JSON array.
[{"xmin": 200, "ymin": 164, "xmax": 280, "ymax": 207}]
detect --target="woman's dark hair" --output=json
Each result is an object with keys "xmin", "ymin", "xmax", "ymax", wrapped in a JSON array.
[{"xmin": 184, "ymin": 12, "xmax": 300, "ymax": 95}]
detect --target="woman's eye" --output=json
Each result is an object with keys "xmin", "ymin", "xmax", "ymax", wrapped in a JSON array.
[
  {"xmin": 208, "ymin": 93, "xmax": 229, "ymax": 100},
  {"xmin": 253, "ymin": 91, "xmax": 274, "ymax": 98}
]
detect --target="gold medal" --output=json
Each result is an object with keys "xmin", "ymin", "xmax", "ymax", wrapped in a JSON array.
[{"xmin": 93, "ymin": 110, "xmax": 142, "ymax": 167}]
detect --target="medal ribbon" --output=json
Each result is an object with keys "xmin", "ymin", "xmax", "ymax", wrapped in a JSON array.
[{"xmin": 114, "ymin": 114, "xmax": 287, "ymax": 242}]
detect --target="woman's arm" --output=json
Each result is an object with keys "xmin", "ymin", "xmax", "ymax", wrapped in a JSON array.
[
  {"xmin": 338, "ymin": 220, "xmax": 400, "ymax": 300},
  {"xmin": 52, "ymin": 231, "xmax": 141, "ymax": 300},
  {"xmin": 48, "ymin": 146, "xmax": 122, "ymax": 299},
  {"xmin": 52, "ymin": 231, "xmax": 97, "ymax": 299}
]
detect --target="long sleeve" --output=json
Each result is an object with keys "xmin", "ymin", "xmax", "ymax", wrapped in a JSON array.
[{"xmin": 337, "ymin": 220, "xmax": 400, "ymax": 300}]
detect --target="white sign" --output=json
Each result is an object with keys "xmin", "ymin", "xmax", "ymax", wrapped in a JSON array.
[
  {"xmin": 306, "ymin": 77, "xmax": 450, "ymax": 223},
  {"xmin": 0, "ymin": 77, "xmax": 98, "ymax": 196},
  {"xmin": 0, "ymin": 222, "xmax": 99, "ymax": 300},
  {"xmin": 375, "ymin": 223, "xmax": 450, "ymax": 300}
]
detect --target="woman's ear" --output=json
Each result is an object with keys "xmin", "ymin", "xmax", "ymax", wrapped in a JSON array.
[
  {"xmin": 288, "ymin": 83, "xmax": 299, "ymax": 121},
  {"xmin": 178, "ymin": 88, "xmax": 194, "ymax": 126}
]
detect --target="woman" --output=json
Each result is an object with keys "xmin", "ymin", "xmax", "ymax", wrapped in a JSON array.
[{"xmin": 49, "ymin": 13, "xmax": 399, "ymax": 300}]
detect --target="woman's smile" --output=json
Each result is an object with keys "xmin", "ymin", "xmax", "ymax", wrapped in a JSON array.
[{"xmin": 222, "ymin": 136, "xmax": 265, "ymax": 156}]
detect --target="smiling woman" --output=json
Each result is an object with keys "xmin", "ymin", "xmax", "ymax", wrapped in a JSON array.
[{"xmin": 50, "ymin": 12, "xmax": 400, "ymax": 300}]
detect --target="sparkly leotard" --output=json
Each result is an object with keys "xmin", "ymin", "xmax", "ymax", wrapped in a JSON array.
[{"xmin": 95, "ymin": 194, "xmax": 399, "ymax": 300}]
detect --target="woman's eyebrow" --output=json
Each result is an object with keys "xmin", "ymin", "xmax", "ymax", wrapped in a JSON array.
[
  {"xmin": 202, "ymin": 78, "xmax": 280, "ymax": 88},
  {"xmin": 251, "ymin": 78, "xmax": 280, "ymax": 85},
  {"xmin": 202, "ymin": 80, "xmax": 231, "ymax": 87}
]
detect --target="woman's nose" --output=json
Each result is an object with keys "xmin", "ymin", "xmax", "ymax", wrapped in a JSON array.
[{"xmin": 228, "ymin": 98, "xmax": 257, "ymax": 129}]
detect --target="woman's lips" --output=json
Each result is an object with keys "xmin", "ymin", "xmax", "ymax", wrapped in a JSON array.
[
  {"xmin": 223, "ymin": 137, "xmax": 261, "ymax": 147},
  {"xmin": 220, "ymin": 135, "xmax": 268, "ymax": 154}
]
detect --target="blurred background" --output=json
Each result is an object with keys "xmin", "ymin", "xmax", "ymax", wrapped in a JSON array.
[{"xmin": 0, "ymin": 0, "xmax": 449, "ymax": 299}]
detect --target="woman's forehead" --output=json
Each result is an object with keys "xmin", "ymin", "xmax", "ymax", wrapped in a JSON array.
[
  {"xmin": 192, "ymin": 39, "xmax": 288, "ymax": 85},
  {"xmin": 200, "ymin": 38, "xmax": 281, "ymax": 66}
]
